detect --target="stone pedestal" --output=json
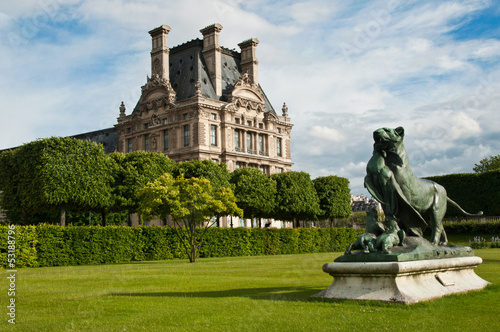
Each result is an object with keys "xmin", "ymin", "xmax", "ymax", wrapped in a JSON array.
[{"xmin": 314, "ymin": 256, "xmax": 489, "ymax": 304}]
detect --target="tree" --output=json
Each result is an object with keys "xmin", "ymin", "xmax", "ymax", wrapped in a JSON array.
[
  {"xmin": 473, "ymin": 155, "xmax": 500, "ymax": 173},
  {"xmin": 230, "ymin": 168, "xmax": 276, "ymax": 227},
  {"xmin": 271, "ymin": 171, "xmax": 321, "ymax": 228},
  {"xmin": 137, "ymin": 174, "xmax": 243, "ymax": 262},
  {"xmin": 313, "ymin": 175, "xmax": 352, "ymax": 226},
  {"xmin": 173, "ymin": 160, "xmax": 232, "ymax": 227},
  {"xmin": 172, "ymin": 160, "xmax": 232, "ymax": 191},
  {"xmin": 0, "ymin": 137, "xmax": 114, "ymax": 226},
  {"xmin": 110, "ymin": 151, "xmax": 176, "ymax": 220}
]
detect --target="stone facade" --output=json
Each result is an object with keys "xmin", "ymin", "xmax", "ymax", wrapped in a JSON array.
[
  {"xmin": 351, "ymin": 194, "xmax": 382, "ymax": 212},
  {"xmin": 115, "ymin": 24, "xmax": 293, "ymax": 175}
]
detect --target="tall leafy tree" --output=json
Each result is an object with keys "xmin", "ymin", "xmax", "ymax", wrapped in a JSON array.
[
  {"xmin": 173, "ymin": 160, "xmax": 232, "ymax": 226},
  {"xmin": 0, "ymin": 137, "xmax": 114, "ymax": 226},
  {"xmin": 110, "ymin": 151, "xmax": 176, "ymax": 219},
  {"xmin": 230, "ymin": 168, "xmax": 276, "ymax": 227},
  {"xmin": 137, "ymin": 174, "xmax": 243, "ymax": 262},
  {"xmin": 271, "ymin": 171, "xmax": 321, "ymax": 228},
  {"xmin": 473, "ymin": 155, "xmax": 500, "ymax": 173},
  {"xmin": 313, "ymin": 175, "xmax": 352, "ymax": 225}
]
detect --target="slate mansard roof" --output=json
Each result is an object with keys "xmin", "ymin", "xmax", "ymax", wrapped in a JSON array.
[{"xmin": 132, "ymin": 38, "xmax": 277, "ymax": 115}]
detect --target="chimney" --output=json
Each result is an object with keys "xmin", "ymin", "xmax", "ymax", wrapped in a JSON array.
[
  {"xmin": 200, "ymin": 23, "xmax": 223, "ymax": 96},
  {"xmin": 149, "ymin": 25, "xmax": 171, "ymax": 80},
  {"xmin": 238, "ymin": 38, "xmax": 259, "ymax": 85}
]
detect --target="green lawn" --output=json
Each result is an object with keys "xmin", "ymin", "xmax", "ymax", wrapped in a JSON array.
[{"xmin": 4, "ymin": 249, "xmax": 500, "ymax": 331}]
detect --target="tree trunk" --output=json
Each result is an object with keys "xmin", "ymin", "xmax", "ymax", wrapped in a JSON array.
[
  {"xmin": 101, "ymin": 211, "xmax": 106, "ymax": 226},
  {"xmin": 60, "ymin": 206, "xmax": 66, "ymax": 227}
]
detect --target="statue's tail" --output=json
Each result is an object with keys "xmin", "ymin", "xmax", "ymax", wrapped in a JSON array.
[{"xmin": 447, "ymin": 198, "xmax": 483, "ymax": 217}]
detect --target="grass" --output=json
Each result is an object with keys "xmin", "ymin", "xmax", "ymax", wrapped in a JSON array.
[{"xmin": 3, "ymin": 249, "xmax": 500, "ymax": 331}]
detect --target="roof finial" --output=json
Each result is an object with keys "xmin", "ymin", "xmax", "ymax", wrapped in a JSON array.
[
  {"xmin": 282, "ymin": 102, "xmax": 288, "ymax": 117},
  {"xmin": 119, "ymin": 101, "xmax": 126, "ymax": 117}
]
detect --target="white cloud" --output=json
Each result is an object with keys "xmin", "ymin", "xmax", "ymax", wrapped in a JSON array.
[{"xmin": 310, "ymin": 125, "xmax": 344, "ymax": 143}]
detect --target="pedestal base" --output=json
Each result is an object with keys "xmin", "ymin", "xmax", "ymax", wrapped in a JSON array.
[{"xmin": 313, "ymin": 256, "xmax": 490, "ymax": 304}]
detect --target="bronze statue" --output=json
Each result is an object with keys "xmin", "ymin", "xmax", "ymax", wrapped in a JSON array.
[{"xmin": 364, "ymin": 127, "xmax": 482, "ymax": 246}]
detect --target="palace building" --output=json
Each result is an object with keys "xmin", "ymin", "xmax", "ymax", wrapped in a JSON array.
[
  {"xmin": 115, "ymin": 23, "xmax": 293, "ymax": 174},
  {"xmin": 0, "ymin": 24, "xmax": 294, "ymax": 227}
]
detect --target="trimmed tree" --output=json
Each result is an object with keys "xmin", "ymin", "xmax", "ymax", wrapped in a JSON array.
[
  {"xmin": 110, "ymin": 151, "xmax": 176, "ymax": 220},
  {"xmin": 0, "ymin": 137, "xmax": 114, "ymax": 226},
  {"xmin": 271, "ymin": 171, "xmax": 321, "ymax": 228},
  {"xmin": 172, "ymin": 160, "xmax": 232, "ymax": 191},
  {"xmin": 137, "ymin": 174, "xmax": 243, "ymax": 262},
  {"xmin": 230, "ymin": 168, "xmax": 277, "ymax": 227},
  {"xmin": 313, "ymin": 175, "xmax": 352, "ymax": 226}
]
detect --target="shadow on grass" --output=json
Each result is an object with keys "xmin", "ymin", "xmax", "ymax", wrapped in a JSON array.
[{"xmin": 109, "ymin": 286, "xmax": 327, "ymax": 302}]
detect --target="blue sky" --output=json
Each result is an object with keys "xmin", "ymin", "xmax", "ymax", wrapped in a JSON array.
[{"xmin": 1, "ymin": 0, "xmax": 499, "ymax": 195}]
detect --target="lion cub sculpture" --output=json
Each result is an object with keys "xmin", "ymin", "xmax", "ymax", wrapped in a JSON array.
[{"xmin": 345, "ymin": 208, "xmax": 405, "ymax": 255}]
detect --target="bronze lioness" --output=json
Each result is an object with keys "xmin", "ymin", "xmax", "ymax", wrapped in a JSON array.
[{"xmin": 365, "ymin": 127, "xmax": 482, "ymax": 245}]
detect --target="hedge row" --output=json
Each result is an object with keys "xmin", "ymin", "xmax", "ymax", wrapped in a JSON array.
[
  {"xmin": 443, "ymin": 220, "xmax": 500, "ymax": 235},
  {"xmin": 425, "ymin": 171, "xmax": 500, "ymax": 217},
  {"xmin": 0, "ymin": 225, "xmax": 364, "ymax": 268}
]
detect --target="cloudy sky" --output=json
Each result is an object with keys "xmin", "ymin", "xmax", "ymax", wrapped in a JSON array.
[{"xmin": 1, "ymin": 0, "xmax": 499, "ymax": 195}]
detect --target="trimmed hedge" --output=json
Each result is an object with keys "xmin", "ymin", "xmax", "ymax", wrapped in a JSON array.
[
  {"xmin": 425, "ymin": 171, "xmax": 500, "ymax": 217},
  {"xmin": 0, "ymin": 225, "xmax": 364, "ymax": 268},
  {"xmin": 443, "ymin": 220, "xmax": 500, "ymax": 235}
]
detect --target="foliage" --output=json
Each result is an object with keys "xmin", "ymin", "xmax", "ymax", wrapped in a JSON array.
[
  {"xmin": 0, "ymin": 225, "xmax": 38, "ymax": 268},
  {"xmin": 425, "ymin": 171, "xmax": 500, "ymax": 217},
  {"xmin": 137, "ymin": 174, "xmax": 243, "ymax": 262},
  {"xmin": 443, "ymin": 219, "xmax": 500, "ymax": 235},
  {"xmin": 473, "ymin": 154, "xmax": 500, "ymax": 173},
  {"xmin": 230, "ymin": 168, "xmax": 277, "ymax": 220},
  {"xmin": 312, "ymin": 175, "xmax": 352, "ymax": 222},
  {"xmin": 271, "ymin": 171, "xmax": 321, "ymax": 227},
  {"xmin": 0, "ymin": 224, "xmax": 364, "ymax": 268},
  {"xmin": 0, "ymin": 137, "xmax": 114, "ymax": 225},
  {"xmin": 110, "ymin": 151, "xmax": 175, "ymax": 215},
  {"xmin": 172, "ymin": 159, "xmax": 232, "ymax": 191}
]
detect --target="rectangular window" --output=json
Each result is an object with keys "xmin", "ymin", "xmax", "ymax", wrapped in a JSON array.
[
  {"xmin": 127, "ymin": 138, "xmax": 132, "ymax": 153},
  {"xmin": 145, "ymin": 134, "xmax": 150, "ymax": 151},
  {"xmin": 277, "ymin": 137, "xmax": 282, "ymax": 157},
  {"xmin": 163, "ymin": 129, "xmax": 169, "ymax": 151},
  {"xmin": 235, "ymin": 161, "xmax": 241, "ymax": 169},
  {"xmin": 211, "ymin": 125, "xmax": 217, "ymax": 146},
  {"xmin": 144, "ymin": 123, "xmax": 149, "ymax": 130},
  {"xmin": 211, "ymin": 113, "xmax": 217, "ymax": 120},
  {"xmin": 234, "ymin": 130, "xmax": 240, "ymax": 150},
  {"xmin": 258, "ymin": 134, "xmax": 264, "ymax": 154},
  {"xmin": 277, "ymin": 167, "xmax": 283, "ymax": 173},
  {"xmin": 247, "ymin": 132, "xmax": 252, "ymax": 153},
  {"xmin": 127, "ymin": 128, "xmax": 131, "ymax": 134},
  {"xmin": 163, "ymin": 118, "xmax": 168, "ymax": 125},
  {"xmin": 235, "ymin": 118, "xmax": 240, "ymax": 124},
  {"xmin": 183, "ymin": 113, "xmax": 188, "ymax": 120},
  {"xmin": 184, "ymin": 125, "xmax": 190, "ymax": 147}
]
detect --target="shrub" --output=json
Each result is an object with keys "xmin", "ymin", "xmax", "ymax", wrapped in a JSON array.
[{"xmin": 0, "ymin": 225, "xmax": 365, "ymax": 268}]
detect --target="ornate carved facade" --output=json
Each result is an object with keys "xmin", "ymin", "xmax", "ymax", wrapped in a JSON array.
[{"xmin": 115, "ymin": 23, "xmax": 293, "ymax": 175}]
